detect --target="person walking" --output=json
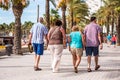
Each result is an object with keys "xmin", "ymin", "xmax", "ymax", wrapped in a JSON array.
[
  {"xmin": 28, "ymin": 17, "xmax": 48, "ymax": 71},
  {"xmin": 68, "ymin": 25, "xmax": 85, "ymax": 73},
  {"xmin": 106, "ymin": 34, "xmax": 112, "ymax": 47},
  {"xmin": 47, "ymin": 20, "xmax": 66, "ymax": 73},
  {"xmin": 111, "ymin": 34, "xmax": 117, "ymax": 48},
  {"xmin": 84, "ymin": 17, "xmax": 103, "ymax": 72}
]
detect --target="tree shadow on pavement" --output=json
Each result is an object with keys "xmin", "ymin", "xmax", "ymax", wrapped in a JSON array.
[
  {"xmin": 0, "ymin": 56, "xmax": 10, "ymax": 59},
  {"xmin": 0, "ymin": 65, "xmax": 33, "ymax": 68}
]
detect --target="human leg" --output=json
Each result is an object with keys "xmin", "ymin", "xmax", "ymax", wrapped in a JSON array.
[
  {"xmin": 34, "ymin": 55, "xmax": 42, "ymax": 71},
  {"xmin": 72, "ymin": 54, "xmax": 77, "ymax": 68},
  {"xmin": 94, "ymin": 55, "xmax": 100, "ymax": 70},
  {"xmin": 35, "ymin": 55, "xmax": 40, "ymax": 67},
  {"xmin": 52, "ymin": 45, "xmax": 63, "ymax": 72},
  {"xmin": 113, "ymin": 41, "xmax": 116, "ymax": 48},
  {"xmin": 71, "ymin": 48, "xmax": 77, "ymax": 68},
  {"xmin": 85, "ymin": 47, "xmax": 92, "ymax": 72},
  {"xmin": 74, "ymin": 55, "xmax": 81, "ymax": 73},
  {"xmin": 33, "ymin": 43, "xmax": 38, "ymax": 68},
  {"xmin": 48, "ymin": 45, "xmax": 55, "ymax": 69},
  {"xmin": 93, "ymin": 47, "xmax": 100, "ymax": 70},
  {"xmin": 87, "ymin": 56, "xmax": 91, "ymax": 68},
  {"xmin": 33, "ymin": 43, "xmax": 44, "ymax": 71},
  {"xmin": 74, "ymin": 49, "xmax": 83, "ymax": 73}
]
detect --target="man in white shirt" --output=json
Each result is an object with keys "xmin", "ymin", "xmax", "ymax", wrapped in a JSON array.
[{"xmin": 28, "ymin": 17, "xmax": 48, "ymax": 71}]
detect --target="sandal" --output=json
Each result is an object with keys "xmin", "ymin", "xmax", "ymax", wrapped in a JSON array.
[
  {"xmin": 34, "ymin": 66, "xmax": 42, "ymax": 71},
  {"xmin": 74, "ymin": 67, "xmax": 78, "ymax": 73},
  {"xmin": 87, "ymin": 68, "xmax": 92, "ymax": 72},
  {"xmin": 95, "ymin": 65, "xmax": 100, "ymax": 70}
]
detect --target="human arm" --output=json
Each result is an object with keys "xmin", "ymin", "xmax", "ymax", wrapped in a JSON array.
[
  {"xmin": 60, "ymin": 27, "xmax": 66, "ymax": 48},
  {"xmin": 47, "ymin": 28, "xmax": 52, "ymax": 41},
  {"xmin": 28, "ymin": 27, "xmax": 33, "ymax": 45},
  {"xmin": 83, "ymin": 26, "xmax": 87, "ymax": 47},
  {"xmin": 44, "ymin": 27, "xmax": 49, "ymax": 47},
  {"xmin": 98, "ymin": 31, "xmax": 103, "ymax": 49},
  {"xmin": 28, "ymin": 32, "xmax": 32, "ymax": 45},
  {"xmin": 45, "ymin": 34, "xmax": 48, "ymax": 47},
  {"xmin": 67, "ymin": 35, "xmax": 71, "ymax": 51},
  {"xmin": 81, "ymin": 33, "xmax": 86, "ymax": 50}
]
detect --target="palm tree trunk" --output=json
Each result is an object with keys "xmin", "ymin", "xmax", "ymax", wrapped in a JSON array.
[
  {"xmin": 46, "ymin": 0, "xmax": 50, "ymax": 29},
  {"xmin": 12, "ymin": 3, "xmax": 23, "ymax": 55},
  {"xmin": 116, "ymin": 14, "xmax": 120, "ymax": 46},
  {"xmin": 111, "ymin": 11, "xmax": 114, "ymax": 36},
  {"xmin": 106, "ymin": 16, "xmax": 110, "ymax": 35},
  {"xmin": 70, "ymin": 8, "xmax": 73, "ymax": 29},
  {"xmin": 61, "ymin": 5, "xmax": 66, "ymax": 33}
]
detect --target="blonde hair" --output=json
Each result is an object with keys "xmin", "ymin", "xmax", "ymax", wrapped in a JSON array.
[{"xmin": 72, "ymin": 26, "xmax": 79, "ymax": 31}]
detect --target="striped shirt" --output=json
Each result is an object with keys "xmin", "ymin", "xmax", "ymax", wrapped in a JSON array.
[{"xmin": 30, "ymin": 22, "xmax": 48, "ymax": 44}]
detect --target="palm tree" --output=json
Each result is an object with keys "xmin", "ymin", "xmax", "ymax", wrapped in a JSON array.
[
  {"xmin": 96, "ymin": 4, "xmax": 111, "ymax": 35},
  {"xmin": 22, "ymin": 21, "xmax": 33, "ymax": 38},
  {"xmin": 67, "ymin": 0, "xmax": 89, "ymax": 28},
  {"xmin": 0, "ymin": 0, "xmax": 29, "ymax": 55},
  {"xmin": 0, "ymin": 24, "xmax": 6, "ymax": 36},
  {"xmin": 115, "ymin": 6, "xmax": 120, "ymax": 45},
  {"xmin": 57, "ymin": 0, "xmax": 67, "ymax": 33},
  {"xmin": 50, "ymin": 9, "xmax": 60, "ymax": 26},
  {"xmin": 9, "ymin": 22, "xmax": 15, "ymax": 33},
  {"xmin": 45, "ymin": 0, "xmax": 50, "ymax": 29},
  {"xmin": 104, "ymin": 0, "xmax": 120, "ymax": 45},
  {"xmin": 98, "ymin": 0, "xmax": 120, "ymax": 45}
]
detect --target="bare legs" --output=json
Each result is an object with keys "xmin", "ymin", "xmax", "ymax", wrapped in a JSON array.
[
  {"xmin": 34, "ymin": 54, "xmax": 40, "ymax": 68},
  {"xmin": 34, "ymin": 54, "xmax": 41, "ymax": 71},
  {"xmin": 87, "ymin": 55, "xmax": 100, "ymax": 72},
  {"xmin": 72, "ymin": 53, "xmax": 82, "ymax": 73},
  {"xmin": 94, "ymin": 55, "xmax": 98, "ymax": 67},
  {"xmin": 87, "ymin": 56, "xmax": 91, "ymax": 69}
]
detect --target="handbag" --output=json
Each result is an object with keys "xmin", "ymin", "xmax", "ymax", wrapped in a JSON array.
[{"xmin": 28, "ymin": 44, "xmax": 33, "ymax": 53}]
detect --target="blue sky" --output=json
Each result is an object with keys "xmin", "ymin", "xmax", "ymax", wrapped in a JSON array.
[
  {"xmin": 0, "ymin": 0, "xmax": 55, "ymax": 24},
  {"xmin": 0, "ymin": 0, "xmax": 101, "ymax": 24}
]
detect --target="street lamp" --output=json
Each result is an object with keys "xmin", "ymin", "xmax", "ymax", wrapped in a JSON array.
[{"xmin": 37, "ymin": 5, "xmax": 39, "ymax": 22}]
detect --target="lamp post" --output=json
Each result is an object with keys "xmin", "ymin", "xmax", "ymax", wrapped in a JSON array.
[{"xmin": 37, "ymin": 5, "xmax": 39, "ymax": 22}]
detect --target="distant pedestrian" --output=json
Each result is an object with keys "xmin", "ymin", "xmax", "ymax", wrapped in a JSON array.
[
  {"xmin": 28, "ymin": 17, "xmax": 48, "ymax": 71},
  {"xmin": 84, "ymin": 17, "xmax": 103, "ymax": 72},
  {"xmin": 106, "ymin": 34, "xmax": 112, "ymax": 47},
  {"xmin": 111, "ymin": 34, "xmax": 117, "ymax": 48},
  {"xmin": 68, "ymin": 25, "xmax": 85, "ymax": 73},
  {"xmin": 47, "ymin": 20, "xmax": 66, "ymax": 73}
]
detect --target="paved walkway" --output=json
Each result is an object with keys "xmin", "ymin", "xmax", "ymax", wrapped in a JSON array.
[{"xmin": 0, "ymin": 44, "xmax": 120, "ymax": 80}]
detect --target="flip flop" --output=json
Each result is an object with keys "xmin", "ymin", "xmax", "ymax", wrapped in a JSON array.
[
  {"xmin": 74, "ymin": 67, "xmax": 78, "ymax": 73},
  {"xmin": 87, "ymin": 68, "xmax": 92, "ymax": 72},
  {"xmin": 95, "ymin": 65, "xmax": 100, "ymax": 70},
  {"xmin": 34, "ymin": 66, "xmax": 42, "ymax": 71}
]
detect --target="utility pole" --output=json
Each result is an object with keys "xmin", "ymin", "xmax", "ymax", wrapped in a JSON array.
[{"xmin": 37, "ymin": 5, "xmax": 39, "ymax": 22}]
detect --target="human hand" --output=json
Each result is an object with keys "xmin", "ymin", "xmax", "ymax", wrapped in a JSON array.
[
  {"xmin": 69, "ymin": 47, "xmax": 71, "ymax": 51},
  {"xmin": 83, "ymin": 47, "xmax": 85, "ymax": 50},
  {"xmin": 100, "ymin": 44, "xmax": 103, "ymax": 50},
  {"xmin": 28, "ymin": 42, "xmax": 31, "ymax": 45}
]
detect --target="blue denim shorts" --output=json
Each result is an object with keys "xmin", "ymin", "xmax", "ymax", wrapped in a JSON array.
[
  {"xmin": 85, "ymin": 46, "xmax": 99, "ymax": 56},
  {"xmin": 33, "ymin": 43, "xmax": 44, "ymax": 55}
]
